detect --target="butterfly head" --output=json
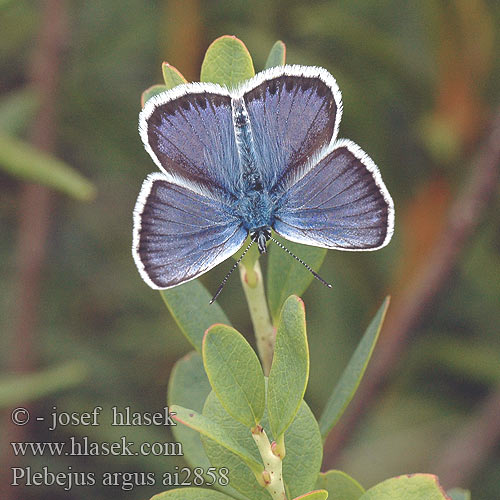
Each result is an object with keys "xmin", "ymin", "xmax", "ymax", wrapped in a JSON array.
[{"xmin": 250, "ymin": 226, "xmax": 272, "ymax": 254}]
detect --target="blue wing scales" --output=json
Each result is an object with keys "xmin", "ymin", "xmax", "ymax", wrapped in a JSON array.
[
  {"xmin": 133, "ymin": 174, "xmax": 247, "ymax": 289},
  {"xmin": 274, "ymin": 140, "xmax": 394, "ymax": 250},
  {"xmin": 140, "ymin": 85, "xmax": 240, "ymax": 196},
  {"xmin": 241, "ymin": 65, "xmax": 342, "ymax": 194}
]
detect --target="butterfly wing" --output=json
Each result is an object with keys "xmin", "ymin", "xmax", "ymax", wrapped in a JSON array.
[
  {"xmin": 239, "ymin": 65, "xmax": 342, "ymax": 193},
  {"xmin": 140, "ymin": 84, "xmax": 240, "ymax": 196},
  {"xmin": 133, "ymin": 174, "xmax": 247, "ymax": 289},
  {"xmin": 273, "ymin": 140, "xmax": 394, "ymax": 250}
]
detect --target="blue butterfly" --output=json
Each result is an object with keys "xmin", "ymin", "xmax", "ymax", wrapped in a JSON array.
[{"xmin": 133, "ymin": 65, "xmax": 394, "ymax": 296}]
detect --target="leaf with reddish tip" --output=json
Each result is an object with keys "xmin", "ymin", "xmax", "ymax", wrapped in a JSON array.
[
  {"xmin": 360, "ymin": 474, "xmax": 450, "ymax": 499},
  {"xmin": 265, "ymin": 40, "xmax": 286, "ymax": 69},
  {"xmin": 293, "ymin": 490, "xmax": 328, "ymax": 500},
  {"xmin": 200, "ymin": 35, "xmax": 255, "ymax": 87},
  {"xmin": 162, "ymin": 62, "xmax": 188, "ymax": 89}
]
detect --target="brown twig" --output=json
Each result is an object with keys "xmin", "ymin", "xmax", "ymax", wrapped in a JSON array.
[
  {"xmin": 1, "ymin": 1, "xmax": 68, "ymax": 499},
  {"xmin": 322, "ymin": 107, "xmax": 500, "ymax": 470}
]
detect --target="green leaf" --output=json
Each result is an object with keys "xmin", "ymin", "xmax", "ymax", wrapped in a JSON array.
[
  {"xmin": 0, "ymin": 361, "xmax": 87, "ymax": 408},
  {"xmin": 319, "ymin": 297, "xmax": 390, "ymax": 439},
  {"xmin": 167, "ymin": 352, "xmax": 211, "ymax": 468},
  {"xmin": 162, "ymin": 62, "xmax": 188, "ymax": 89},
  {"xmin": 315, "ymin": 470, "xmax": 365, "ymax": 500},
  {"xmin": 151, "ymin": 488, "xmax": 234, "ymax": 500},
  {"xmin": 171, "ymin": 404, "xmax": 263, "ymax": 477},
  {"xmin": 268, "ymin": 295, "xmax": 308, "ymax": 439},
  {"xmin": 203, "ymin": 324, "xmax": 265, "ymax": 427},
  {"xmin": 167, "ymin": 354, "xmax": 248, "ymax": 500},
  {"xmin": 264, "ymin": 40, "xmax": 286, "ymax": 69},
  {"xmin": 141, "ymin": 84, "xmax": 169, "ymax": 107},
  {"xmin": 200, "ymin": 35, "xmax": 255, "ymax": 87},
  {"xmin": 0, "ymin": 133, "xmax": 96, "ymax": 201},
  {"xmin": 267, "ymin": 235, "xmax": 327, "ymax": 324},
  {"xmin": 360, "ymin": 474, "xmax": 449, "ymax": 499},
  {"xmin": 446, "ymin": 488, "xmax": 471, "ymax": 500},
  {"xmin": 202, "ymin": 391, "xmax": 322, "ymax": 500},
  {"xmin": 0, "ymin": 87, "xmax": 39, "ymax": 135},
  {"xmin": 293, "ymin": 491, "xmax": 328, "ymax": 500},
  {"xmin": 160, "ymin": 280, "xmax": 231, "ymax": 352}
]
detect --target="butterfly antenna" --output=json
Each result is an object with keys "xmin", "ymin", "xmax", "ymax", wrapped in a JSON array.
[
  {"xmin": 270, "ymin": 237, "xmax": 332, "ymax": 289},
  {"xmin": 210, "ymin": 238, "xmax": 256, "ymax": 304}
]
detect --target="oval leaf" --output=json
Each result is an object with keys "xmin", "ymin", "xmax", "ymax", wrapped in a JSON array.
[
  {"xmin": 319, "ymin": 297, "xmax": 390, "ymax": 439},
  {"xmin": 0, "ymin": 133, "xmax": 96, "ymax": 201},
  {"xmin": 202, "ymin": 391, "xmax": 322, "ymax": 500},
  {"xmin": 151, "ymin": 488, "xmax": 234, "ymax": 500},
  {"xmin": 160, "ymin": 280, "xmax": 231, "ymax": 352},
  {"xmin": 360, "ymin": 474, "xmax": 449, "ymax": 500},
  {"xmin": 162, "ymin": 62, "xmax": 188, "ymax": 89},
  {"xmin": 294, "ymin": 491, "xmax": 328, "ymax": 500},
  {"xmin": 200, "ymin": 35, "xmax": 255, "ymax": 87},
  {"xmin": 168, "ymin": 354, "xmax": 248, "ymax": 500},
  {"xmin": 268, "ymin": 295, "xmax": 309, "ymax": 438},
  {"xmin": 167, "ymin": 352, "xmax": 211, "ymax": 468},
  {"xmin": 265, "ymin": 40, "xmax": 286, "ymax": 69},
  {"xmin": 267, "ymin": 236, "xmax": 327, "ymax": 324},
  {"xmin": 315, "ymin": 470, "xmax": 365, "ymax": 500},
  {"xmin": 141, "ymin": 84, "xmax": 169, "ymax": 107},
  {"xmin": 171, "ymin": 404, "xmax": 263, "ymax": 476},
  {"xmin": 203, "ymin": 324, "xmax": 265, "ymax": 427}
]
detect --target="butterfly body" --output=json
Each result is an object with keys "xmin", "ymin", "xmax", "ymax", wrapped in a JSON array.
[{"xmin": 133, "ymin": 65, "xmax": 394, "ymax": 290}]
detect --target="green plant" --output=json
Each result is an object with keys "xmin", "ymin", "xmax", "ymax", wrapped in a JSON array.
[{"xmin": 142, "ymin": 36, "xmax": 468, "ymax": 500}]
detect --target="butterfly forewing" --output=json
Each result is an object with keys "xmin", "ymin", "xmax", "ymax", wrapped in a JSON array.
[
  {"xmin": 133, "ymin": 174, "xmax": 246, "ymax": 289},
  {"xmin": 140, "ymin": 87, "xmax": 240, "ymax": 195},
  {"xmin": 241, "ymin": 65, "xmax": 342, "ymax": 194},
  {"xmin": 274, "ymin": 140, "xmax": 394, "ymax": 250}
]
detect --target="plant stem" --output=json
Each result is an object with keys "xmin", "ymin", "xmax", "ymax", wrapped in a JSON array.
[
  {"xmin": 252, "ymin": 425, "xmax": 287, "ymax": 500},
  {"xmin": 239, "ymin": 260, "xmax": 275, "ymax": 375}
]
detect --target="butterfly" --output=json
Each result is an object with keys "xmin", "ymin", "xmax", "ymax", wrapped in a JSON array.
[{"xmin": 132, "ymin": 65, "xmax": 394, "ymax": 297}]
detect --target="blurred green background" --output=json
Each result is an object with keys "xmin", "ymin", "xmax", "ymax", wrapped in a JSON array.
[{"xmin": 1, "ymin": 1, "xmax": 499, "ymax": 499}]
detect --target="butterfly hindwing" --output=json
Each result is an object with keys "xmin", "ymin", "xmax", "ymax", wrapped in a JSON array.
[
  {"xmin": 240, "ymin": 65, "xmax": 342, "ymax": 194},
  {"xmin": 274, "ymin": 139, "xmax": 394, "ymax": 250},
  {"xmin": 133, "ymin": 174, "xmax": 246, "ymax": 289}
]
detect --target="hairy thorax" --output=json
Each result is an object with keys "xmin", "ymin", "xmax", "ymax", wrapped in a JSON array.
[{"xmin": 236, "ymin": 181, "xmax": 274, "ymax": 231}]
